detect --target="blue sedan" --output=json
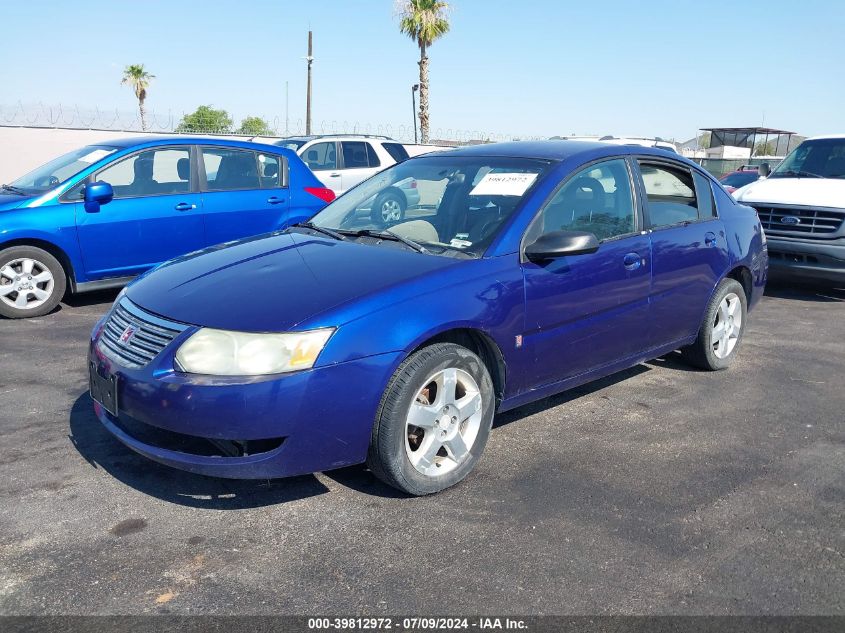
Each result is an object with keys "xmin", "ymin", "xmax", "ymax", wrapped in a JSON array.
[
  {"xmin": 88, "ymin": 141, "xmax": 767, "ymax": 495},
  {"xmin": 0, "ymin": 137, "xmax": 334, "ymax": 318}
]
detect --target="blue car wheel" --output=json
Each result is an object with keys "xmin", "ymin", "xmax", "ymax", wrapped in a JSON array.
[
  {"xmin": 367, "ymin": 342, "xmax": 495, "ymax": 495},
  {"xmin": 681, "ymin": 278, "xmax": 748, "ymax": 371},
  {"xmin": 0, "ymin": 245, "xmax": 66, "ymax": 319}
]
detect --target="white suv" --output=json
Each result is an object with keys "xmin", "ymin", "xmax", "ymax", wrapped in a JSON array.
[{"xmin": 275, "ymin": 135, "xmax": 424, "ymax": 223}]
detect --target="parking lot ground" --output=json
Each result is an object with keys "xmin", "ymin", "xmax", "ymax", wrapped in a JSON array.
[{"xmin": 0, "ymin": 283, "xmax": 843, "ymax": 615}]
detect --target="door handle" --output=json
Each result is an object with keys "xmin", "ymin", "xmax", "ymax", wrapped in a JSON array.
[
  {"xmin": 329, "ymin": 173, "xmax": 341, "ymax": 178},
  {"xmin": 267, "ymin": 196, "xmax": 286, "ymax": 205},
  {"xmin": 704, "ymin": 231, "xmax": 717, "ymax": 246},
  {"xmin": 174, "ymin": 202, "xmax": 196, "ymax": 211},
  {"xmin": 623, "ymin": 252, "xmax": 643, "ymax": 271}
]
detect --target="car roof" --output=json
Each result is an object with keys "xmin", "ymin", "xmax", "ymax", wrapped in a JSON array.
[
  {"xmin": 96, "ymin": 136, "xmax": 293, "ymax": 153},
  {"xmin": 806, "ymin": 134, "xmax": 845, "ymax": 140},
  {"xmin": 440, "ymin": 140, "xmax": 687, "ymax": 162}
]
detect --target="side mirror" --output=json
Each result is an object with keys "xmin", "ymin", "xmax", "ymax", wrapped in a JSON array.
[
  {"xmin": 83, "ymin": 181, "xmax": 114, "ymax": 213},
  {"xmin": 525, "ymin": 230, "xmax": 600, "ymax": 262},
  {"xmin": 757, "ymin": 163, "xmax": 770, "ymax": 178}
]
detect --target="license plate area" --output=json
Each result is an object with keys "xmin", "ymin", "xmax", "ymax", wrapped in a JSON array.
[{"xmin": 89, "ymin": 363, "xmax": 118, "ymax": 417}]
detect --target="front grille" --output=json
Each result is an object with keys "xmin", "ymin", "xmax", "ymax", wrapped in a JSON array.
[
  {"xmin": 754, "ymin": 206, "xmax": 845, "ymax": 235},
  {"xmin": 98, "ymin": 298, "xmax": 187, "ymax": 368}
]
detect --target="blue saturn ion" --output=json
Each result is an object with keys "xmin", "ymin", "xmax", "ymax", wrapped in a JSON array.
[
  {"xmin": 0, "ymin": 137, "xmax": 334, "ymax": 319},
  {"xmin": 88, "ymin": 141, "xmax": 767, "ymax": 495}
]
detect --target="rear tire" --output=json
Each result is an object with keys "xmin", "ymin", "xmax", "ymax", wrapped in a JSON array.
[
  {"xmin": 367, "ymin": 343, "xmax": 495, "ymax": 495},
  {"xmin": 681, "ymin": 278, "xmax": 747, "ymax": 370},
  {"xmin": 0, "ymin": 246, "xmax": 66, "ymax": 319},
  {"xmin": 370, "ymin": 190, "xmax": 406, "ymax": 226}
]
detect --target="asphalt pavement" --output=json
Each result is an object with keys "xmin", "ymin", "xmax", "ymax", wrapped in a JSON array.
[{"xmin": 0, "ymin": 283, "xmax": 842, "ymax": 615}]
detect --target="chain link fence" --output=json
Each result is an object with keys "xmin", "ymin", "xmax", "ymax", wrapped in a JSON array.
[{"xmin": 0, "ymin": 102, "xmax": 546, "ymax": 145}]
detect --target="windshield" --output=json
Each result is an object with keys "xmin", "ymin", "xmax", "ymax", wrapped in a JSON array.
[
  {"xmin": 276, "ymin": 139, "xmax": 308, "ymax": 151},
  {"xmin": 9, "ymin": 145, "xmax": 118, "ymax": 194},
  {"xmin": 308, "ymin": 155, "xmax": 551, "ymax": 258},
  {"xmin": 720, "ymin": 171, "xmax": 759, "ymax": 188},
  {"xmin": 770, "ymin": 138, "xmax": 845, "ymax": 179}
]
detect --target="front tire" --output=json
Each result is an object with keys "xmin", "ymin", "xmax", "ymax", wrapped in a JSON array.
[
  {"xmin": 0, "ymin": 246, "xmax": 66, "ymax": 319},
  {"xmin": 367, "ymin": 343, "xmax": 495, "ymax": 495},
  {"xmin": 681, "ymin": 278, "xmax": 747, "ymax": 370}
]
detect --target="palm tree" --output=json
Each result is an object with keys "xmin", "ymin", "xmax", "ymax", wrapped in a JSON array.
[
  {"xmin": 398, "ymin": 0, "xmax": 450, "ymax": 144},
  {"xmin": 121, "ymin": 64, "xmax": 155, "ymax": 131}
]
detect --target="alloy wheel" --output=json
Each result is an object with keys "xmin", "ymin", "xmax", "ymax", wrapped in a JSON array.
[
  {"xmin": 712, "ymin": 292, "xmax": 742, "ymax": 359},
  {"xmin": 405, "ymin": 367, "xmax": 484, "ymax": 477},
  {"xmin": 381, "ymin": 199, "xmax": 403, "ymax": 223},
  {"xmin": 0, "ymin": 258, "xmax": 55, "ymax": 311}
]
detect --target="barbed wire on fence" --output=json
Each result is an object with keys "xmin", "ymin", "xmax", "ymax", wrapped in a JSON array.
[{"xmin": 0, "ymin": 101, "xmax": 547, "ymax": 145}]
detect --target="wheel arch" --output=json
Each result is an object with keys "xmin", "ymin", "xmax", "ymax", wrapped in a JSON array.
[
  {"xmin": 380, "ymin": 186, "xmax": 408, "ymax": 208},
  {"xmin": 408, "ymin": 327, "xmax": 507, "ymax": 408},
  {"xmin": 0, "ymin": 238, "xmax": 77, "ymax": 293},
  {"xmin": 726, "ymin": 264, "xmax": 752, "ymax": 305}
]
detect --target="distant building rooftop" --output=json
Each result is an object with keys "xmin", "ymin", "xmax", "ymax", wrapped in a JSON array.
[{"xmin": 701, "ymin": 127, "xmax": 796, "ymax": 156}]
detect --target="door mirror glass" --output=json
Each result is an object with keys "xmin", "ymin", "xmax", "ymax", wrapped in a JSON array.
[
  {"xmin": 83, "ymin": 181, "xmax": 114, "ymax": 213},
  {"xmin": 525, "ymin": 230, "xmax": 600, "ymax": 261}
]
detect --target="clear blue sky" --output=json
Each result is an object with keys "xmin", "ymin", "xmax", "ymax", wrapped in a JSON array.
[{"xmin": 1, "ymin": 0, "xmax": 842, "ymax": 141}]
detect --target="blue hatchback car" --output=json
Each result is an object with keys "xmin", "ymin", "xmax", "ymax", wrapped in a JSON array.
[
  {"xmin": 0, "ymin": 137, "xmax": 333, "ymax": 318},
  {"xmin": 88, "ymin": 141, "xmax": 767, "ymax": 495}
]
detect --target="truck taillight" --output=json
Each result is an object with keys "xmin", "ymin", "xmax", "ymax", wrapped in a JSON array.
[{"xmin": 304, "ymin": 187, "xmax": 336, "ymax": 203}]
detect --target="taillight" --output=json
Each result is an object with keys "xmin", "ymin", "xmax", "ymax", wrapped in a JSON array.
[
  {"xmin": 304, "ymin": 187, "xmax": 336, "ymax": 203},
  {"xmin": 410, "ymin": 179, "xmax": 418, "ymax": 189}
]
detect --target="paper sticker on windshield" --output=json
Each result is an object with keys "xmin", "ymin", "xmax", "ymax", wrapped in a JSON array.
[
  {"xmin": 77, "ymin": 149, "xmax": 115, "ymax": 164},
  {"xmin": 469, "ymin": 173, "xmax": 537, "ymax": 197}
]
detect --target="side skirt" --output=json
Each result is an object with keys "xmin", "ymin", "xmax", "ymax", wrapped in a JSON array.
[
  {"xmin": 497, "ymin": 336, "xmax": 696, "ymax": 414},
  {"xmin": 75, "ymin": 276, "xmax": 136, "ymax": 294}
]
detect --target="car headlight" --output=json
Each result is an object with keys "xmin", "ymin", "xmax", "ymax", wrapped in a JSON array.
[{"xmin": 175, "ymin": 328, "xmax": 334, "ymax": 376}]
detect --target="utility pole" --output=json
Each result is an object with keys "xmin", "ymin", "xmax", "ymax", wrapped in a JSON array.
[
  {"xmin": 305, "ymin": 30, "xmax": 313, "ymax": 136},
  {"xmin": 411, "ymin": 84, "xmax": 419, "ymax": 144}
]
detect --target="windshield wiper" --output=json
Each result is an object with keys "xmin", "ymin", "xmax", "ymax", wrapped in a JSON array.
[
  {"xmin": 351, "ymin": 229, "xmax": 428, "ymax": 254},
  {"xmin": 771, "ymin": 169, "xmax": 823, "ymax": 179},
  {"xmin": 1, "ymin": 184, "xmax": 28, "ymax": 196},
  {"xmin": 291, "ymin": 221, "xmax": 348, "ymax": 241}
]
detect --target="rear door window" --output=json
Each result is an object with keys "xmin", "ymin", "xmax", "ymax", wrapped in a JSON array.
[
  {"xmin": 257, "ymin": 153, "xmax": 286, "ymax": 189},
  {"xmin": 303, "ymin": 142, "xmax": 337, "ymax": 171},
  {"xmin": 365, "ymin": 143, "xmax": 381, "ymax": 168},
  {"xmin": 341, "ymin": 141, "xmax": 370, "ymax": 169},
  {"xmin": 638, "ymin": 161, "xmax": 699, "ymax": 227},
  {"xmin": 201, "ymin": 148, "xmax": 260, "ymax": 191},
  {"xmin": 693, "ymin": 171, "xmax": 716, "ymax": 218}
]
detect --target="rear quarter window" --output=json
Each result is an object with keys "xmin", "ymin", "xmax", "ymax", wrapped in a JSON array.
[{"xmin": 382, "ymin": 142, "xmax": 410, "ymax": 163}]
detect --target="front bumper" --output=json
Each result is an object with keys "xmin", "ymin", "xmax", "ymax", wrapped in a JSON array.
[
  {"xmin": 766, "ymin": 236, "xmax": 845, "ymax": 283},
  {"xmin": 89, "ymin": 318, "xmax": 402, "ymax": 479}
]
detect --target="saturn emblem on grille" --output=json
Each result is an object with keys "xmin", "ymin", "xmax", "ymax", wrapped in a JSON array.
[
  {"xmin": 780, "ymin": 215, "xmax": 801, "ymax": 225},
  {"xmin": 119, "ymin": 325, "xmax": 137, "ymax": 345}
]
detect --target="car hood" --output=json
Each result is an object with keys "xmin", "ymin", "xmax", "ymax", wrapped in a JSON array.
[
  {"xmin": 732, "ymin": 177, "xmax": 845, "ymax": 208},
  {"xmin": 0, "ymin": 193, "xmax": 34, "ymax": 210},
  {"xmin": 126, "ymin": 231, "xmax": 460, "ymax": 332}
]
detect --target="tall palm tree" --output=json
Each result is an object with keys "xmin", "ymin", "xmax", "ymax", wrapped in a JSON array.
[
  {"xmin": 398, "ymin": 0, "xmax": 450, "ymax": 144},
  {"xmin": 121, "ymin": 64, "xmax": 155, "ymax": 131}
]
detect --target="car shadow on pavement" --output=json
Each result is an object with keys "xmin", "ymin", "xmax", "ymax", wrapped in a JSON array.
[
  {"xmin": 492, "ymin": 364, "xmax": 652, "ymax": 429},
  {"xmin": 317, "ymin": 366, "xmax": 657, "ymax": 498},
  {"xmin": 62, "ymin": 288, "xmax": 121, "ymax": 308},
  {"xmin": 764, "ymin": 281, "xmax": 845, "ymax": 302},
  {"xmin": 68, "ymin": 392, "xmax": 331, "ymax": 509}
]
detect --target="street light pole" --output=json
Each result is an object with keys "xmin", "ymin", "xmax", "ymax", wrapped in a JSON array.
[
  {"xmin": 305, "ymin": 30, "xmax": 314, "ymax": 136},
  {"xmin": 411, "ymin": 84, "xmax": 419, "ymax": 144}
]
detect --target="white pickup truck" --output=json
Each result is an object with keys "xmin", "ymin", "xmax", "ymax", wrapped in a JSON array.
[{"xmin": 732, "ymin": 134, "xmax": 845, "ymax": 284}]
